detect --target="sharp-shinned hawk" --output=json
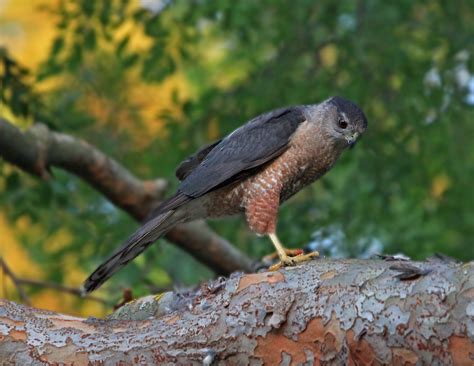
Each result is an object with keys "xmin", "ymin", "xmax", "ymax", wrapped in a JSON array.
[{"xmin": 82, "ymin": 96, "xmax": 367, "ymax": 293}]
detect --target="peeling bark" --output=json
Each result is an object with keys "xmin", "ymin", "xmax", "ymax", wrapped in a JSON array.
[
  {"xmin": 0, "ymin": 118, "xmax": 253, "ymax": 274},
  {"xmin": 1, "ymin": 259, "xmax": 472, "ymax": 365}
]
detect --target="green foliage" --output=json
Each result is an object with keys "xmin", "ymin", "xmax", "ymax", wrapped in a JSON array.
[
  {"xmin": 1, "ymin": 0, "xmax": 473, "ymax": 302},
  {"xmin": 0, "ymin": 48, "xmax": 54, "ymax": 127}
]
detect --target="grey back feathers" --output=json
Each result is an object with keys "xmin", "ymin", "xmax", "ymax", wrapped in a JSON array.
[
  {"xmin": 178, "ymin": 107, "xmax": 306, "ymax": 198},
  {"xmin": 154, "ymin": 107, "xmax": 306, "ymax": 214},
  {"xmin": 175, "ymin": 140, "xmax": 222, "ymax": 181}
]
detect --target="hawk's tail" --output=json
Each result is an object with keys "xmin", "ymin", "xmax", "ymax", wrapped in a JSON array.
[{"xmin": 80, "ymin": 209, "xmax": 182, "ymax": 295}]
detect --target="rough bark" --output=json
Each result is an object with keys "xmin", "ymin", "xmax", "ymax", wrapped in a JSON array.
[
  {"xmin": 0, "ymin": 117, "xmax": 254, "ymax": 274},
  {"xmin": 0, "ymin": 259, "xmax": 472, "ymax": 365}
]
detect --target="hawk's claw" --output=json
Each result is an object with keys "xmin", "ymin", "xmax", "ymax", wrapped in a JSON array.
[
  {"xmin": 268, "ymin": 251, "xmax": 319, "ymax": 271},
  {"xmin": 266, "ymin": 232, "xmax": 318, "ymax": 271},
  {"xmin": 262, "ymin": 248, "xmax": 304, "ymax": 262}
]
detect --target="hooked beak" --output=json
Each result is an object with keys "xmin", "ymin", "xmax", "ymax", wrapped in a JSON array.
[{"xmin": 345, "ymin": 132, "xmax": 360, "ymax": 147}]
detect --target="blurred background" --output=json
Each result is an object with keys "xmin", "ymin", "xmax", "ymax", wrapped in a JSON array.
[{"xmin": 0, "ymin": 0, "xmax": 473, "ymax": 317}]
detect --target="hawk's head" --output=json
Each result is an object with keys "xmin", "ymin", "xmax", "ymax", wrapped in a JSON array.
[{"xmin": 323, "ymin": 96, "xmax": 368, "ymax": 148}]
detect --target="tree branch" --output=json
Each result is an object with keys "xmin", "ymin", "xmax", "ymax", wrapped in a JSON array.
[
  {"xmin": 1, "ymin": 258, "xmax": 108, "ymax": 305},
  {"xmin": 0, "ymin": 258, "xmax": 30, "ymax": 305},
  {"xmin": 0, "ymin": 118, "xmax": 254, "ymax": 276},
  {"xmin": 23, "ymin": 279, "xmax": 110, "ymax": 305},
  {"xmin": 0, "ymin": 259, "xmax": 472, "ymax": 364}
]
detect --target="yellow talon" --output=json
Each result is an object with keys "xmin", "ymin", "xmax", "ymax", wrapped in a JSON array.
[
  {"xmin": 154, "ymin": 293, "xmax": 165, "ymax": 302},
  {"xmin": 267, "ymin": 233, "xmax": 319, "ymax": 271}
]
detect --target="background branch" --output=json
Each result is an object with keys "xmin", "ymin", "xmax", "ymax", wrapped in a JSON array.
[
  {"xmin": 0, "ymin": 258, "xmax": 30, "ymax": 305},
  {"xmin": 0, "ymin": 258, "xmax": 108, "ymax": 305},
  {"xmin": 0, "ymin": 118, "xmax": 254, "ymax": 278}
]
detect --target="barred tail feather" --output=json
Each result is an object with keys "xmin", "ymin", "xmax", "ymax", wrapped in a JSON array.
[{"xmin": 81, "ymin": 210, "xmax": 177, "ymax": 294}]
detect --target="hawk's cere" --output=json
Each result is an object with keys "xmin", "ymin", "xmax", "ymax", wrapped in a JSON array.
[{"xmin": 82, "ymin": 96, "xmax": 367, "ymax": 293}]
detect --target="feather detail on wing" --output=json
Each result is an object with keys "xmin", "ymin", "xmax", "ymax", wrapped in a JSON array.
[
  {"xmin": 178, "ymin": 107, "xmax": 306, "ymax": 198},
  {"xmin": 175, "ymin": 140, "xmax": 222, "ymax": 181}
]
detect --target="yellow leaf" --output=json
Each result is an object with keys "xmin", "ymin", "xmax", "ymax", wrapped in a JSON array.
[
  {"xmin": 0, "ymin": 214, "xmax": 42, "ymax": 279},
  {"xmin": 431, "ymin": 174, "xmax": 450, "ymax": 199},
  {"xmin": 207, "ymin": 118, "xmax": 220, "ymax": 141},
  {"xmin": 319, "ymin": 44, "xmax": 338, "ymax": 68},
  {"xmin": 0, "ymin": 0, "xmax": 57, "ymax": 70},
  {"xmin": 389, "ymin": 74, "xmax": 403, "ymax": 90}
]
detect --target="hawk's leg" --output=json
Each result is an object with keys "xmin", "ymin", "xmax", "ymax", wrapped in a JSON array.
[
  {"xmin": 244, "ymin": 191, "xmax": 318, "ymax": 270},
  {"xmin": 267, "ymin": 232, "xmax": 319, "ymax": 271}
]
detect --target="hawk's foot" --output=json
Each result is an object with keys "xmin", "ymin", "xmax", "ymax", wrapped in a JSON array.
[
  {"xmin": 262, "ymin": 248, "xmax": 304, "ymax": 262},
  {"xmin": 268, "ymin": 251, "xmax": 319, "ymax": 271},
  {"xmin": 266, "ymin": 232, "xmax": 318, "ymax": 271}
]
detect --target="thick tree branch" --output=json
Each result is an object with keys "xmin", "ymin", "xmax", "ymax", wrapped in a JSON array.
[
  {"xmin": 0, "ymin": 118, "xmax": 254, "ymax": 275},
  {"xmin": 0, "ymin": 118, "xmax": 167, "ymax": 217},
  {"xmin": 0, "ymin": 259, "xmax": 472, "ymax": 364}
]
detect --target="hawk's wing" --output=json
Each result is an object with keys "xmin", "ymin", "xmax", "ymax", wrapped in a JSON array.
[
  {"xmin": 179, "ymin": 107, "xmax": 306, "ymax": 198},
  {"xmin": 175, "ymin": 139, "xmax": 222, "ymax": 181}
]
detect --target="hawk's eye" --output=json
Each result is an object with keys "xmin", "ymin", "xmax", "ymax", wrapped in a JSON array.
[{"xmin": 338, "ymin": 119, "xmax": 348, "ymax": 129}]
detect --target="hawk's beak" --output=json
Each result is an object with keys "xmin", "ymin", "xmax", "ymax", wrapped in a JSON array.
[{"xmin": 345, "ymin": 132, "xmax": 359, "ymax": 147}]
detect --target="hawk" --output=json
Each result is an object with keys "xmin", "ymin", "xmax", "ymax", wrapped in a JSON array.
[{"xmin": 82, "ymin": 96, "xmax": 367, "ymax": 293}]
